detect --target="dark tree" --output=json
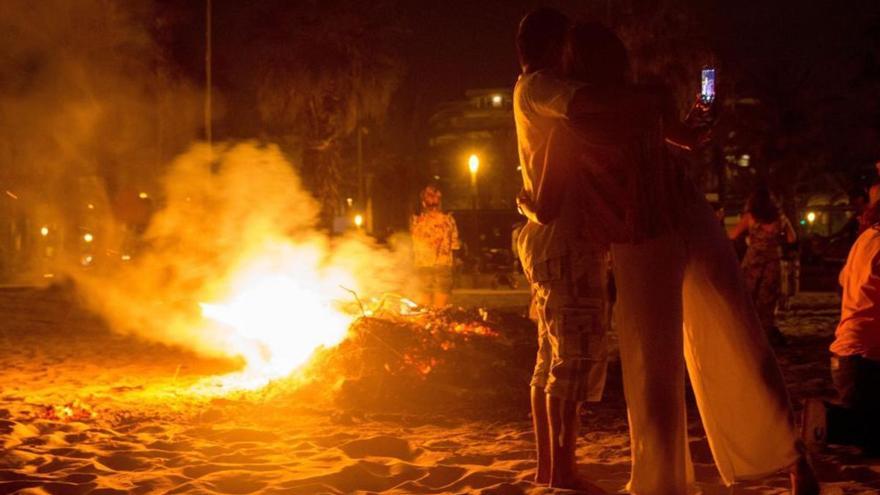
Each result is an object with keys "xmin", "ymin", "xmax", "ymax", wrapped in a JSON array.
[{"xmin": 250, "ymin": 0, "xmax": 405, "ymax": 225}]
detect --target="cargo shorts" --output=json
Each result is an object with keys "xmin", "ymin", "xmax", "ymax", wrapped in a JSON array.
[{"xmin": 529, "ymin": 248, "xmax": 609, "ymax": 403}]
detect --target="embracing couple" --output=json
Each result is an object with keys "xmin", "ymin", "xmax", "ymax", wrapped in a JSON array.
[{"xmin": 513, "ymin": 8, "xmax": 819, "ymax": 495}]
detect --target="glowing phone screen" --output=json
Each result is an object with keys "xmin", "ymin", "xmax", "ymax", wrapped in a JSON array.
[{"xmin": 701, "ymin": 68, "xmax": 716, "ymax": 104}]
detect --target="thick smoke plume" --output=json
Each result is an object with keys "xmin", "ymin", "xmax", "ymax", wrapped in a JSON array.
[
  {"xmin": 74, "ymin": 143, "xmax": 414, "ymax": 366},
  {"xmin": 0, "ymin": 0, "xmax": 199, "ymax": 280}
]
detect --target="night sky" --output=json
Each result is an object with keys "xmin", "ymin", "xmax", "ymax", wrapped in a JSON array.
[{"xmin": 154, "ymin": 0, "xmax": 607, "ymax": 137}]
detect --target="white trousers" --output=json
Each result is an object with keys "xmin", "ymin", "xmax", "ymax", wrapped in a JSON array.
[{"xmin": 611, "ymin": 198, "xmax": 800, "ymax": 495}]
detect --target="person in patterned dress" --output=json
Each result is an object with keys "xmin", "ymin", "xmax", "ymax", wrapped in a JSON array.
[
  {"xmin": 410, "ymin": 185, "xmax": 460, "ymax": 307},
  {"xmin": 729, "ymin": 187, "xmax": 797, "ymax": 344}
]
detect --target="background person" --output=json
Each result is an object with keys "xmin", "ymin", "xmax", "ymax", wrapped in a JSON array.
[
  {"xmin": 804, "ymin": 201, "xmax": 880, "ymax": 456},
  {"xmin": 729, "ymin": 186, "xmax": 797, "ymax": 344},
  {"xmin": 410, "ymin": 185, "xmax": 460, "ymax": 308}
]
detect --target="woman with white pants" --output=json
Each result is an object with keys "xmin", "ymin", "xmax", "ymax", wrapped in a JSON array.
[{"xmin": 613, "ymin": 192, "xmax": 808, "ymax": 494}]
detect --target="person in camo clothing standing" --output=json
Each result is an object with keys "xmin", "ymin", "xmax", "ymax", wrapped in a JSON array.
[{"xmin": 411, "ymin": 185, "xmax": 460, "ymax": 308}]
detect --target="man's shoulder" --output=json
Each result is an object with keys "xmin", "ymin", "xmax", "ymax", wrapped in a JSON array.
[{"xmin": 516, "ymin": 69, "xmax": 560, "ymax": 91}]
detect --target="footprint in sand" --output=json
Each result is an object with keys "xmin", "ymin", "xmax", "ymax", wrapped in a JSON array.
[
  {"xmin": 88, "ymin": 488, "xmax": 129, "ymax": 495},
  {"xmin": 0, "ymin": 419, "xmax": 15, "ymax": 434},
  {"xmin": 48, "ymin": 447, "xmax": 96, "ymax": 459},
  {"xmin": 97, "ymin": 452, "xmax": 151, "ymax": 471},
  {"xmin": 146, "ymin": 439, "xmax": 193, "ymax": 452},
  {"xmin": 280, "ymin": 460, "xmax": 423, "ymax": 494},
  {"xmin": 62, "ymin": 472, "xmax": 98, "ymax": 484},
  {"xmin": 181, "ymin": 461, "xmax": 279, "ymax": 480},
  {"xmin": 200, "ymin": 470, "xmax": 269, "ymax": 494},
  {"xmin": 210, "ymin": 428, "xmax": 279, "ymax": 443},
  {"xmin": 35, "ymin": 457, "xmax": 82, "ymax": 473},
  {"xmin": 416, "ymin": 464, "xmax": 467, "ymax": 488},
  {"xmin": 438, "ymin": 453, "xmax": 495, "ymax": 466},
  {"xmin": 339, "ymin": 435, "xmax": 419, "ymax": 461},
  {"xmin": 423, "ymin": 438, "xmax": 461, "ymax": 450}
]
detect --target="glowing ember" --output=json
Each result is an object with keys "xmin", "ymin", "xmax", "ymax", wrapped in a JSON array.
[
  {"xmin": 39, "ymin": 400, "xmax": 97, "ymax": 421},
  {"xmin": 198, "ymin": 242, "xmax": 357, "ymax": 388}
]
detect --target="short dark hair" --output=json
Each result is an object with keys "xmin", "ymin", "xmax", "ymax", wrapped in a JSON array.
[{"xmin": 517, "ymin": 8, "xmax": 568, "ymax": 71}]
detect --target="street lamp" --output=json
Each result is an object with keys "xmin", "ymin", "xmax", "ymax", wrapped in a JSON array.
[
  {"xmin": 467, "ymin": 153, "xmax": 480, "ymax": 275},
  {"xmin": 806, "ymin": 211, "xmax": 816, "ymax": 224},
  {"xmin": 468, "ymin": 154, "xmax": 480, "ymax": 184}
]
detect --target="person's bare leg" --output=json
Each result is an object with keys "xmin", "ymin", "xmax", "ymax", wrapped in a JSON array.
[
  {"xmin": 547, "ymin": 395, "xmax": 578, "ymax": 487},
  {"xmin": 546, "ymin": 396, "xmax": 605, "ymax": 493},
  {"xmin": 531, "ymin": 386, "xmax": 551, "ymax": 484},
  {"xmin": 790, "ymin": 455, "xmax": 819, "ymax": 495}
]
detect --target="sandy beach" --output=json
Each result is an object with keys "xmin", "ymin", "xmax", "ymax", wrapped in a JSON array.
[{"xmin": 0, "ymin": 286, "xmax": 878, "ymax": 495}]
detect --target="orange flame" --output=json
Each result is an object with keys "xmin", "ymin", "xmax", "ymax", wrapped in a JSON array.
[{"xmin": 198, "ymin": 241, "xmax": 357, "ymax": 389}]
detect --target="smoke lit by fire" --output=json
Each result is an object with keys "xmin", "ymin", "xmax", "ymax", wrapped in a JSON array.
[{"xmin": 73, "ymin": 143, "xmax": 413, "ymax": 391}]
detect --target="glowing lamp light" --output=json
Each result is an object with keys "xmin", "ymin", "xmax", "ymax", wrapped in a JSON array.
[
  {"xmin": 354, "ymin": 214, "xmax": 364, "ymax": 228},
  {"xmin": 806, "ymin": 211, "xmax": 817, "ymax": 224},
  {"xmin": 87, "ymin": 203, "xmax": 95, "ymax": 210},
  {"xmin": 83, "ymin": 233, "xmax": 94, "ymax": 243},
  {"xmin": 468, "ymin": 154, "xmax": 480, "ymax": 175},
  {"xmin": 491, "ymin": 94, "xmax": 503, "ymax": 107},
  {"xmin": 40, "ymin": 226, "xmax": 49, "ymax": 237},
  {"xmin": 138, "ymin": 192, "xmax": 149, "ymax": 199}
]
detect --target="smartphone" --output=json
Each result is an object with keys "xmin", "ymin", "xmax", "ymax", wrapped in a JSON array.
[{"xmin": 701, "ymin": 68, "xmax": 716, "ymax": 104}]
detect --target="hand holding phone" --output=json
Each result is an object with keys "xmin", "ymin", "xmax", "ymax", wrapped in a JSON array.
[{"xmin": 701, "ymin": 68, "xmax": 716, "ymax": 105}]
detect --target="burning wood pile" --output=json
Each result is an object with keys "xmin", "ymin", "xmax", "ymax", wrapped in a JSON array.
[
  {"xmin": 281, "ymin": 300, "xmax": 537, "ymax": 417},
  {"xmin": 60, "ymin": 145, "xmax": 538, "ymax": 418}
]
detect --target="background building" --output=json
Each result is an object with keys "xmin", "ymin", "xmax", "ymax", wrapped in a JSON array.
[{"xmin": 426, "ymin": 88, "xmax": 520, "ymax": 257}]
